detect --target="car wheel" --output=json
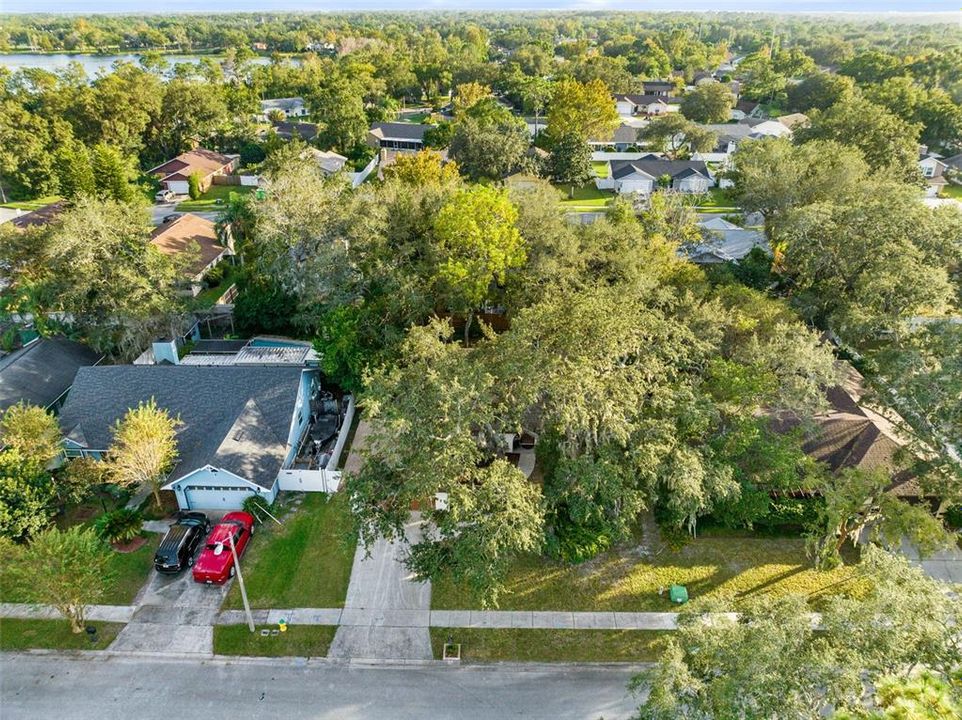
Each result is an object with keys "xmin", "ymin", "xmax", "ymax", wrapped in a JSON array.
[{"xmin": 229, "ymin": 566, "xmax": 236, "ymax": 579}]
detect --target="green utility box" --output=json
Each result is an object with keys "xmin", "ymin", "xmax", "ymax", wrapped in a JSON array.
[{"xmin": 669, "ymin": 584, "xmax": 689, "ymax": 604}]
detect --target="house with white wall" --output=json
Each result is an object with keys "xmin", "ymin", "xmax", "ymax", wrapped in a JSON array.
[
  {"xmin": 919, "ymin": 151, "xmax": 949, "ymax": 197},
  {"xmin": 608, "ymin": 157, "xmax": 715, "ymax": 196},
  {"xmin": 59, "ymin": 360, "xmax": 322, "ymax": 510},
  {"xmin": 257, "ymin": 97, "xmax": 308, "ymax": 122}
]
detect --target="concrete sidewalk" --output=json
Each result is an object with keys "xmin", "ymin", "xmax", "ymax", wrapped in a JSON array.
[
  {"xmin": 1, "ymin": 603, "xmax": 136, "ymax": 623},
  {"xmin": 217, "ymin": 607, "xmax": 682, "ymax": 630}
]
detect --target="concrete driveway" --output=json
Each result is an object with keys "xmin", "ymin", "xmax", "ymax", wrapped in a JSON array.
[
  {"xmin": 328, "ymin": 514, "xmax": 433, "ymax": 661},
  {"xmin": 109, "ymin": 519, "xmax": 231, "ymax": 655}
]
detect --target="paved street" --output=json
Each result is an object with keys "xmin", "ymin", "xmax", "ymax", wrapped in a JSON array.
[{"xmin": 0, "ymin": 653, "xmax": 642, "ymax": 720}]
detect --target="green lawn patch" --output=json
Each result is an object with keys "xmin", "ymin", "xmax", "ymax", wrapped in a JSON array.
[
  {"xmin": 191, "ymin": 263, "xmax": 240, "ymax": 308},
  {"xmin": 175, "ymin": 185, "xmax": 253, "ymax": 212},
  {"xmin": 432, "ymin": 536, "xmax": 864, "ymax": 612},
  {"xmin": 555, "ymin": 184, "xmax": 613, "ymax": 208},
  {"xmin": 223, "ymin": 492, "xmax": 356, "ymax": 609},
  {"xmin": 430, "ymin": 628, "xmax": 666, "ymax": 663},
  {"xmin": 591, "ymin": 161, "xmax": 610, "ymax": 179},
  {"xmin": 1, "ymin": 534, "xmax": 158, "ymax": 606},
  {"xmin": 213, "ymin": 624, "xmax": 337, "ymax": 657},
  {"xmin": 940, "ymin": 184, "xmax": 962, "ymax": 200},
  {"xmin": 695, "ymin": 187, "xmax": 738, "ymax": 211},
  {"xmin": 0, "ymin": 619, "xmax": 123, "ymax": 651},
  {"xmin": 0, "ymin": 195, "xmax": 62, "ymax": 211}
]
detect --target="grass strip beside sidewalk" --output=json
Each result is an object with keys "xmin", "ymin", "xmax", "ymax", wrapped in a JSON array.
[{"xmin": 430, "ymin": 628, "xmax": 667, "ymax": 663}]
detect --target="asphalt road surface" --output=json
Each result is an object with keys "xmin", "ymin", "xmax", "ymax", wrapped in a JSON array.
[{"xmin": 1, "ymin": 653, "xmax": 642, "ymax": 720}]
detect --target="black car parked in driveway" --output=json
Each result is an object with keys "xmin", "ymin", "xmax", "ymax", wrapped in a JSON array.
[{"xmin": 153, "ymin": 512, "xmax": 211, "ymax": 573}]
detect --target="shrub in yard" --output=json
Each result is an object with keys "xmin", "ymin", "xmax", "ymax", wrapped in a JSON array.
[
  {"xmin": 242, "ymin": 494, "xmax": 274, "ymax": 522},
  {"xmin": 94, "ymin": 508, "xmax": 143, "ymax": 544},
  {"xmin": 187, "ymin": 172, "xmax": 202, "ymax": 200}
]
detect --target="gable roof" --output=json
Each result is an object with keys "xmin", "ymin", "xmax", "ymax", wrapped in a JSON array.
[
  {"xmin": 369, "ymin": 122, "xmax": 431, "ymax": 141},
  {"xmin": 150, "ymin": 213, "xmax": 226, "ymax": 279},
  {"xmin": 777, "ymin": 113, "xmax": 809, "ymax": 130},
  {"xmin": 610, "ymin": 158, "xmax": 711, "ymax": 181},
  {"xmin": 59, "ymin": 365, "xmax": 308, "ymax": 488},
  {"xmin": 272, "ymin": 121, "xmax": 319, "ymax": 141},
  {"xmin": 260, "ymin": 97, "xmax": 305, "ymax": 113},
  {"xmin": 0, "ymin": 337, "xmax": 103, "ymax": 412},
  {"xmin": 10, "ymin": 201, "xmax": 68, "ymax": 230},
  {"xmin": 771, "ymin": 363, "xmax": 918, "ymax": 495},
  {"xmin": 684, "ymin": 227, "xmax": 769, "ymax": 264},
  {"xmin": 614, "ymin": 93, "xmax": 681, "ymax": 108},
  {"xmin": 148, "ymin": 149, "xmax": 234, "ymax": 182}
]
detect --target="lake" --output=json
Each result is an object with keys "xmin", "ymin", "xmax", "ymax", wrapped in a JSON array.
[{"xmin": 0, "ymin": 52, "xmax": 278, "ymax": 76}]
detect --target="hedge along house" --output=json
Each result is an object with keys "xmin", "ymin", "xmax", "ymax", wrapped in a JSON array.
[{"xmin": 58, "ymin": 363, "xmax": 320, "ymax": 510}]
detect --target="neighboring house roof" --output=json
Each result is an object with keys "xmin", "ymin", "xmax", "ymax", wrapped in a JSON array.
[
  {"xmin": 150, "ymin": 213, "xmax": 227, "ymax": 280},
  {"xmin": 771, "ymin": 363, "xmax": 919, "ymax": 496},
  {"xmin": 942, "ymin": 153, "xmax": 962, "ymax": 171},
  {"xmin": 614, "ymin": 94, "xmax": 682, "ymax": 108},
  {"xmin": 305, "ymin": 148, "xmax": 348, "ymax": 174},
  {"xmin": 700, "ymin": 216, "xmax": 741, "ymax": 231},
  {"xmin": 260, "ymin": 97, "xmax": 305, "ymax": 113},
  {"xmin": 10, "ymin": 201, "xmax": 68, "ymax": 229},
  {"xmin": 272, "ymin": 121, "xmax": 319, "ymax": 142},
  {"xmin": 369, "ymin": 122, "xmax": 431, "ymax": 142},
  {"xmin": 777, "ymin": 113, "xmax": 809, "ymax": 130},
  {"xmin": 685, "ymin": 227, "xmax": 769, "ymax": 264},
  {"xmin": 610, "ymin": 158, "xmax": 711, "ymax": 182},
  {"xmin": 734, "ymin": 98, "xmax": 759, "ymax": 115},
  {"xmin": 0, "ymin": 337, "xmax": 103, "ymax": 412},
  {"xmin": 149, "ymin": 149, "xmax": 234, "ymax": 183},
  {"xmin": 642, "ymin": 81, "xmax": 675, "ymax": 93},
  {"xmin": 60, "ymin": 365, "xmax": 308, "ymax": 488},
  {"xmin": 591, "ymin": 124, "xmax": 638, "ymax": 144}
]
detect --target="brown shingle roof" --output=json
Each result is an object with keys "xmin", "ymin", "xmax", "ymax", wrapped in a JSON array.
[
  {"xmin": 10, "ymin": 201, "xmax": 67, "ymax": 229},
  {"xmin": 150, "ymin": 213, "xmax": 226, "ymax": 279},
  {"xmin": 149, "ymin": 148, "xmax": 234, "ymax": 182}
]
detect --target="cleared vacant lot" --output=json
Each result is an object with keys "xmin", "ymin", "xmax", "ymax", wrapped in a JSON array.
[{"xmin": 433, "ymin": 535, "xmax": 863, "ymax": 612}]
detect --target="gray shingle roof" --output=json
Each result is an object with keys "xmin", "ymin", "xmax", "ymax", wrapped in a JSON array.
[
  {"xmin": 610, "ymin": 158, "xmax": 710, "ymax": 181},
  {"xmin": 369, "ymin": 122, "xmax": 431, "ymax": 141},
  {"xmin": 0, "ymin": 337, "xmax": 103, "ymax": 412},
  {"xmin": 59, "ymin": 365, "xmax": 309, "ymax": 489}
]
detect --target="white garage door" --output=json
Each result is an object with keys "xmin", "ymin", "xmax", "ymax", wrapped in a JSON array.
[
  {"xmin": 166, "ymin": 180, "xmax": 190, "ymax": 195},
  {"xmin": 184, "ymin": 485, "xmax": 254, "ymax": 510}
]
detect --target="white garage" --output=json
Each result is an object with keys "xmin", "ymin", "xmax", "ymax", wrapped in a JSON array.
[{"xmin": 165, "ymin": 465, "xmax": 279, "ymax": 511}]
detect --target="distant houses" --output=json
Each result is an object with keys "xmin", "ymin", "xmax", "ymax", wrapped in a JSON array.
[
  {"xmin": 149, "ymin": 148, "xmax": 237, "ymax": 195},
  {"xmin": 271, "ymin": 121, "xmax": 320, "ymax": 142},
  {"xmin": 919, "ymin": 149, "xmax": 950, "ymax": 198}
]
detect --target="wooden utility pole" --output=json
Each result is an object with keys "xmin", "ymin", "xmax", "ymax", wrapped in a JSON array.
[{"xmin": 228, "ymin": 532, "xmax": 255, "ymax": 632}]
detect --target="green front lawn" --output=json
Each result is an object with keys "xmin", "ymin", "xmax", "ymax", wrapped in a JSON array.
[
  {"xmin": 175, "ymin": 185, "xmax": 254, "ymax": 212},
  {"xmin": 430, "ymin": 628, "xmax": 666, "ymax": 663},
  {"xmin": 695, "ymin": 187, "xmax": 738, "ymax": 210},
  {"xmin": 556, "ymin": 184, "xmax": 614, "ymax": 209},
  {"xmin": 213, "ymin": 624, "xmax": 337, "ymax": 657},
  {"xmin": 591, "ymin": 161, "xmax": 610, "ymax": 179},
  {"xmin": 0, "ymin": 195, "xmax": 62, "ymax": 211},
  {"xmin": 0, "ymin": 534, "xmax": 158, "ymax": 606},
  {"xmin": 432, "ymin": 536, "xmax": 864, "ymax": 612},
  {"xmin": 0, "ymin": 619, "xmax": 123, "ymax": 651},
  {"xmin": 222, "ymin": 492, "xmax": 356, "ymax": 610}
]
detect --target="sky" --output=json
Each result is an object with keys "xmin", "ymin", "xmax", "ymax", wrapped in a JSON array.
[{"xmin": 0, "ymin": 1, "xmax": 958, "ymax": 14}]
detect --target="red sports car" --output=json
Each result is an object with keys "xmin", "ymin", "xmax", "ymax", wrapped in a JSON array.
[{"xmin": 192, "ymin": 511, "xmax": 255, "ymax": 585}]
